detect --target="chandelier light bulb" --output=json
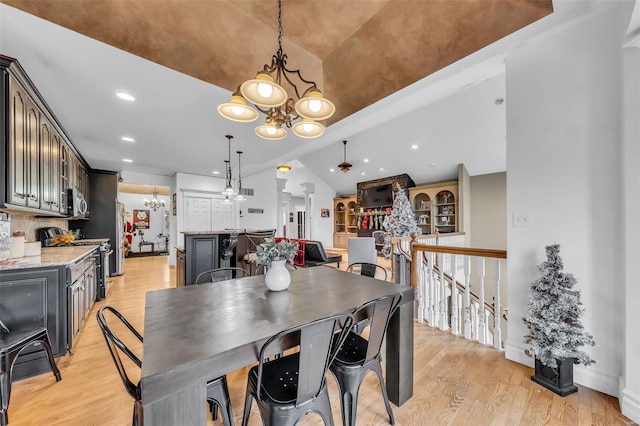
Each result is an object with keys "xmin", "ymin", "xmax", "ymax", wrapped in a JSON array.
[
  {"xmin": 292, "ymin": 118, "xmax": 325, "ymax": 138},
  {"xmin": 303, "ymin": 122, "xmax": 314, "ymax": 132},
  {"xmin": 231, "ymin": 106, "xmax": 245, "ymax": 116},
  {"xmin": 308, "ymin": 99, "xmax": 322, "ymax": 112},
  {"xmin": 257, "ymin": 82, "xmax": 274, "ymax": 98},
  {"xmin": 266, "ymin": 126, "xmax": 277, "ymax": 135}
]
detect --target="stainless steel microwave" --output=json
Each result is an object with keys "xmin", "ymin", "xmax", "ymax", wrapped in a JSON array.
[{"xmin": 67, "ymin": 187, "xmax": 88, "ymax": 219}]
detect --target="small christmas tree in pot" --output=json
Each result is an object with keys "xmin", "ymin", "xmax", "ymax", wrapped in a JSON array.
[
  {"xmin": 382, "ymin": 183, "xmax": 422, "ymax": 260},
  {"xmin": 523, "ymin": 244, "xmax": 596, "ymax": 396}
]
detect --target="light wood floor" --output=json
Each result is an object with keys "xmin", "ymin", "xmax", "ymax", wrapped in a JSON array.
[{"xmin": 7, "ymin": 256, "xmax": 635, "ymax": 426}]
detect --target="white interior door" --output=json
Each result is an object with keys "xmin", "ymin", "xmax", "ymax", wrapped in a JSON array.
[
  {"xmin": 184, "ymin": 197, "xmax": 212, "ymax": 231},
  {"xmin": 211, "ymin": 198, "xmax": 235, "ymax": 229}
]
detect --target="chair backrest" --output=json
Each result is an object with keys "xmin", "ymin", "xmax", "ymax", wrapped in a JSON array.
[
  {"xmin": 96, "ymin": 306, "xmax": 143, "ymax": 401},
  {"xmin": 255, "ymin": 313, "xmax": 353, "ymax": 405},
  {"xmin": 245, "ymin": 230, "xmax": 276, "ymax": 253},
  {"xmin": 348, "ymin": 237, "xmax": 377, "ymax": 265},
  {"xmin": 346, "ymin": 262, "xmax": 388, "ymax": 281},
  {"xmin": 194, "ymin": 267, "xmax": 248, "ymax": 284},
  {"xmin": 353, "ymin": 294, "xmax": 402, "ymax": 362},
  {"xmin": 0, "ymin": 318, "xmax": 8, "ymax": 334}
]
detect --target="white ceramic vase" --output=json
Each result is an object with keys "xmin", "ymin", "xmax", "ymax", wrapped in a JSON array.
[{"xmin": 264, "ymin": 259, "xmax": 291, "ymax": 291}]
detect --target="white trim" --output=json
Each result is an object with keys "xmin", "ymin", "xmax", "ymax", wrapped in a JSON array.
[
  {"xmin": 573, "ymin": 365, "xmax": 619, "ymax": 397},
  {"xmin": 619, "ymin": 377, "xmax": 640, "ymax": 423},
  {"xmin": 505, "ymin": 342, "xmax": 534, "ymax": 367}
]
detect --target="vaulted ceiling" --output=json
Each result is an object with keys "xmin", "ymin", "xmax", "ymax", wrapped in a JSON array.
[{"xmin": 2, "ymin": 0, "xmax": 551, "ymax": 124}]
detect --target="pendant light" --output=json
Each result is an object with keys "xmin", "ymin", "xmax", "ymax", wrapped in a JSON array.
[
  {"xmin": 235, "ymin": 151, "xmax": 246, "ymax": 201},
  {"xmin": 222, "ymin": 135, "xmax": 237, "ymax": 196},
  {"xmin": 337, "ymin": 140, "xmax": 352, "ymax": 173}
]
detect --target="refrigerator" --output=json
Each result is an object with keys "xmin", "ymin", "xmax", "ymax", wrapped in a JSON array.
[
  {"xmin": 114, "ymin": 199, "xmax": 125, "ymax": 275},
  {"xmin": 71, "ymin": 170, "xmax": 124, "ymax": 276}
]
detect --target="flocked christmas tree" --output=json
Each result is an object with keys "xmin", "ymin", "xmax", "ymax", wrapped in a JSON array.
[
  {"xmin": 382, "ymin": 183, "xmax": 422, "ymax": 259},
  {"xmin": 523, "ymin": 244, "xmax": 596, "ymax": 368}
]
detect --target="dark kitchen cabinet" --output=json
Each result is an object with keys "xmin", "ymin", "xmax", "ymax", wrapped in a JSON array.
[
  {"xmin": 0, "ymin": 267, "xmax": 66, "ymax": 380},
  {"xmin": 1, "ymin": 55, "xmax": 89, "ymax": 216}
]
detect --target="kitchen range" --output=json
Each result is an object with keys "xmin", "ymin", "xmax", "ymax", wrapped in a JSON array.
[{"xmin": 39, "ymin": 227, "xmax": 113, "ymax": 301}]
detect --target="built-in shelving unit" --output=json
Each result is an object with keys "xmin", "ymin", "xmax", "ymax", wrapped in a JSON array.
[
  {"xmin": 333, "ymin": 196, "xmax": 357, "ymax": 248},
  {"xmin": 409, "ymin": 181, "xmax": 458, "ymax": 234}
]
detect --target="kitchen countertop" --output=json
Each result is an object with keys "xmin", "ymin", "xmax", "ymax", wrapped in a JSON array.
[{"xmin": 0, "ymin": 245, "xmax": 99, "ymax": 271}]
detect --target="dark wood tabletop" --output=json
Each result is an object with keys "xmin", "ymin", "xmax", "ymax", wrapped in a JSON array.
[{"xmin": 141, "ymin": 266, "xmax": 414, "ymax": 425}]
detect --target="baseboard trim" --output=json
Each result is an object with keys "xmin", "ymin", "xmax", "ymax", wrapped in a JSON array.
[
  {"xmin": 619, "ymin": 378, "xmax": 640, "ymax": 423},
  {"xmin": 506, "ymin": 341, "xmax": 619, "ymax": 398}
]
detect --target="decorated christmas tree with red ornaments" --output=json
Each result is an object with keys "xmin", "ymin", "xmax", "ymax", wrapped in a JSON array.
[{"xmin": 382, "ymin": 184, "xmax": 421, "ymax": 259}]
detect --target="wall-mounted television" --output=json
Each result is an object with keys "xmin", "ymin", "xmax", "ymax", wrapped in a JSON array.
[{"xmin": 361, "ymin": 184, "xmax": 393, "ymax": 208}]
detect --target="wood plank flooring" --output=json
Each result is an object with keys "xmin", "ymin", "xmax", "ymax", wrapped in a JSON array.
[{"xmin": 6, "ymin": 256, "xmax": 635, "ymax": 425}]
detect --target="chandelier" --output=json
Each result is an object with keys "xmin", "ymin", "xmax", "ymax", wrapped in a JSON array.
[
  {"xmin": 338, "ymin": 140, "xmax": 352, "ymax": 173},
  {"xmin": 217, "ymin": 0, "xmax": 335, "ymax": 140},
  {"xmin": 144, "ymin": 187, "xmax": 166, "ymax": 211}
]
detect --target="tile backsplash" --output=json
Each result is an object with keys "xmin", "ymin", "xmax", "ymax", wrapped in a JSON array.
[{"xmin": 8, "ymin": 213, "xmax": 69, "ymax": 242}]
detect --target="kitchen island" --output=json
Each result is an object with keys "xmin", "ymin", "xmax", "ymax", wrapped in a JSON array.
[{"xmin": 0, "ymin": 245, "xmax": 99, "ymax": 379}]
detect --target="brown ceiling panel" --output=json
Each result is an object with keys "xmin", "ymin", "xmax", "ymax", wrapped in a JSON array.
[
  {"xmin": 1, "ymin": 0, "xmax": 322, "ymax": 93},
  {"xmin": 2, "ymin": 0, "xmax": 551, "ymax": 124},
  {"xmin": 230, "ymin": 0, "xmax": 391, "ymax": 59},
  {"xmin": 323, "ymin": 0, "xmax": 552, "ymax": 123}
]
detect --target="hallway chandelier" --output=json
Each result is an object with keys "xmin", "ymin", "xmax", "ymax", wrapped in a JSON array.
[
  {"xmin": 222, "ymin": 135, "xmax": 237, "ymax": 199},
  {"xmin": 217, "ymin": 0, "xmax": 334, "ymax": 140},
  {"xmin": 144, "ymin": 187, "xmax": 166, "ymax": 211},
  {"xmin": 337, "ymin": 140, "xmax": 352, "ymax": 173}
]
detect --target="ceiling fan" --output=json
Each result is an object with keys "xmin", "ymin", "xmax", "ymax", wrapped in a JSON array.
[{"xmin": 337, "ymin": 140, "xmax": 352, "ymax": 173}]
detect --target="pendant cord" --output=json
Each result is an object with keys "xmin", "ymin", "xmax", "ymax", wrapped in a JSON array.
[{"xmin": 277, "ymin": 0, "xmax": 283, "ymax": 54}]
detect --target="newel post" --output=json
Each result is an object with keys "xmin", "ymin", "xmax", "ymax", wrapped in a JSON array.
[{"xmin": 410, "ymin": 233, "xmax": 417, "ymax": 289}]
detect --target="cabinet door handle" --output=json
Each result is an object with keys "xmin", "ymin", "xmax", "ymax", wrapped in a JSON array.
[{"xmin": 80, "ymin": 286, "xmax": 85, "ymax": 291}]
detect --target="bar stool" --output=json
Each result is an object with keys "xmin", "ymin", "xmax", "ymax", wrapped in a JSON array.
[{"xmin": 0, "ymin": 319, "xmax": 61, "ymax": 426}]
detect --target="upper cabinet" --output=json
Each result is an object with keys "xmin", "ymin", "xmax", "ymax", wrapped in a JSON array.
[
  {"xmin": 409, "ymin": 181, "xmax": 458, "ymax": 234},
  {"xmin": 2, "ymin": 55, "xmax": 89, "ymax": 216}
]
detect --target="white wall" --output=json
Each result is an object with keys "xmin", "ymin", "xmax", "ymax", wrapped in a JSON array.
[
  {"xmin": 505, "ymin": 4, "xmax": 629, "ymax": 398},
  {"xmin": 117, "ymin": 192, "xmax": 169, "ymax": 252},
  {"xmin": 239, "ymin": 168, "xmax": 278, "ymax": 231},
  {"xmin": 470, "ymin": 172, "xmax": 506, "ymax": 250}
]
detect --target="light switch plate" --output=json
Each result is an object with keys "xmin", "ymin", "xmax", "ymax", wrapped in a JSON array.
[{"xmin": 513, "ymin": 213, "xmax": 532, "ymax": 227}]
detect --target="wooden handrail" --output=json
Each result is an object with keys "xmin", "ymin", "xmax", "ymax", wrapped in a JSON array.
[{"xmin": 411, "ymin": 244, "xmax": 507, "ymax": 259}]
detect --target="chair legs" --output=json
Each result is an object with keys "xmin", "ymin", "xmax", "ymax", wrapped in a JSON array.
[
  {"xmin": 206, "ymin": 375, "xmax": 234, "ymax": 426},
  {"xmin": 330, "ymin": 356, "xmax": 395, "ymax": 426},
  {"xmin": 0, "ymin": 332, "xmax": 61, "ymax": 426}
]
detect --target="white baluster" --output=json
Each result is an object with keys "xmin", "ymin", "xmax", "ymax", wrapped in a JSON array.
[
  {"xmin": 463, "ymin": 256, "xmax": 471, "ymax": 339},
  {"xmin": 439, "ymin": 252, "xmax": 448, "ymax": 331},
  {"xmin": 478, "ymin": 257, "xmax": 487, "ymax": 344},
  {"xmin": 417, "ymin": 258, "xmax": 424, "ymax": 324},
  {"xmin": 450, "ymin": 254, "xmax": 459, "ymax": 335},
  {"xmin": 493, "ymin": 258, "xmax": 502, "ymax": 350},
  {"xmin": 427, "ymin": 251, "xmax": 435, "ymax": 325}
]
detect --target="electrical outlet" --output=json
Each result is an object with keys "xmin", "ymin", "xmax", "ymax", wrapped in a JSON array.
[{"xmin": 513, "ymin": 213, "xmax": 532, "ymax": 227}]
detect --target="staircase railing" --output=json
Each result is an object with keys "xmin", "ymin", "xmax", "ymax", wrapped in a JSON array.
[{"xmin": 392, "ymin": 234, "xmax": 507, "ymax": 350}]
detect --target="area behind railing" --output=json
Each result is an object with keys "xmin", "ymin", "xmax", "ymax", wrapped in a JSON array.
[{"xmin": 392, "ymin": 233, "xmax": 507, "ymax": 350}]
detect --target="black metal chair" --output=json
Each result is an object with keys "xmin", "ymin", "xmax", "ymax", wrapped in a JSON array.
[
  {"xmin": 241, "ymin": 313, "xmax": 354, "ymax": 426},
  {"xmin": 329, "ymin": 294, "xmax": 403, "ymax": 426},
  {"xmin": 195, "ymin": 267, "xmax": 248, "ymax": 284},
  {"xmin": 242, "ymin": 230, "xmax": 276, "ymax": 275},
  {"xmin": 0, "ymin": 319, "xmax": 61, "ymax": 426},
  {"xmin": 96, "ymin": 306, "xmax": 234, "ymax": 426},
  {"xmin": 346, "ymin": 262, "xmax": 388, "ymax": 281}
]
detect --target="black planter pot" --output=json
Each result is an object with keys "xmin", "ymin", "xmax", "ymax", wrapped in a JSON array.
[{"xmin": 531, "ymin": 357, "xmax": 578, "ymax": 396}]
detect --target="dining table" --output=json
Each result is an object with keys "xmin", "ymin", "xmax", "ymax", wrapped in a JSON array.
[{"xmin": 140, "ymin": 266, "xmax": 414, "ymax": 425}]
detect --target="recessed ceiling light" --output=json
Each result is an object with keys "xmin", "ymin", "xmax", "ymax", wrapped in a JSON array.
[
  {"xmin": 411, "ymin": 144, "xmax": 418, "ymax": 150},
  {"xmin": 429, "ymin": 163, "xmax": 436, "ymax": 167},
  {"xmin": 361, "ymin": 172, "xmax": 366, "ymax": 176},
  {"xmin": 122, "ymin": 158, "xmax": 133, "ymax": 163},
  {"xmin": 363, "ymin": 158, "xmax": 369, "ymax": 163},
  {"xmin": 330, "ymin": 168, "xmax": 335, "ymax": 172},
  {"xmin": 379, "ymin": 167, "xmax": 385, "ymax": 172},
  {"xmin": 116, "ymin": 92, "xmax": 135, "ymax": 102},
  {"xmin": 212, "ymin": 170, "xmax": 220, "ymax": 175},
  {"xmin": 121, "ymin": 136, "xmax": 135, "ymax": 142}
]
